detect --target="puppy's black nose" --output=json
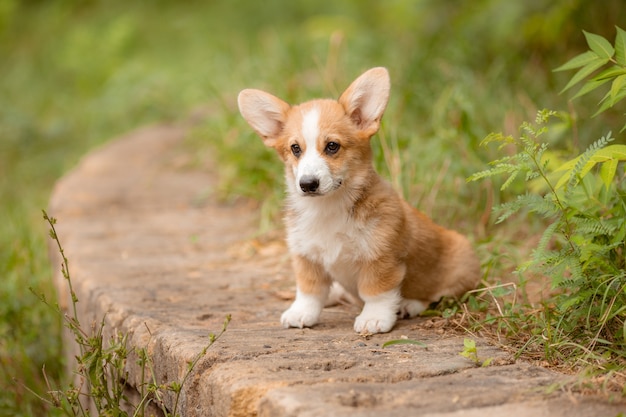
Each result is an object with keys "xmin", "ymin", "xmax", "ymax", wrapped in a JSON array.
[{"xmin": 299, "ymin": 176, "xmax": 319, "ymax": 193}]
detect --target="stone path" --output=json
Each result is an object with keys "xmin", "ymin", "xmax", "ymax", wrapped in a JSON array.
[{"xmin": 48, "ymin": 124, "xmax": 625, "ymax": 416}]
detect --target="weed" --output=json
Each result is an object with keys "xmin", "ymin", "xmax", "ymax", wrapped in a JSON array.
[
  {"xmin": 469, "ymin": 27, "xmax": 626, "ymax": 392},
  {"xmin": 37, "ymin": 211, "xmax": 230, "ymax": 416},
  {"xmin": 459, "ymin": 339, "xmax": 494, "ymax": 367}
]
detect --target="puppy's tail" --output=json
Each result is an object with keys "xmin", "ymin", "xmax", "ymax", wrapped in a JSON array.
[{"xmin": 443, "ymin": 232, "xmax": 482, "ymax": 298}]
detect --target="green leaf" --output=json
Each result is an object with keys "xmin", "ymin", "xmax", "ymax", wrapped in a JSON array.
[
  {"xmin": 463, "ymin": 338, "xmax": 476, "ymax": 350},
  {"xmin": 560, "ymin": 57, "xmax": 609, "ymax": 94},
  {"xmin": 594, "ymin": 87, "xmax": 626, "ymax": 116},
  {"xmin": 610, "ymin": 74, "xmax": 626, "ymax": 103},
  {"xmin": 593, "ymin": 66, "xmax": 626, "ymax": 80},
  {"xmin": 573, "ymin": 66, "xmax": 626, "ymax": 100},
  {"xmin": 599, "ymin": 158, "xmax": 618, "ymax": 188},
  {"xmin": 600, "ymin": 144, "xmax": 626, "ymax": 159},
  {"xmin": 584, "ymin": 30, "xmax": 615, "ymax": 59},
  {"xmin": 571, "ymin": 77, "xmax": 611, "ymax": 100},
  {"xmin": 554, "ymin": 51, "xmax": 599, "ymax": 72},
  {"xmin": 481, "ymin": 357, "xmax": 494, "ymax": 367},
  {"xmin": 555, "ymin": 144, "xmax": 625, "ymax": 189},
  {"xmin": 382, "ymin": 339, "xmax": 427, "ymax": 348},
  {"xmin": 615, "ymin": 26, "xmax": 626, "ymax": 66},
  {"xmin": 554, "ymin": 155, "xmax": 579, "ymax": 173},
  {"xmin": 554, "ymin": 170, "xmax": 570, "ymax": 190},
  {"xmin": 611, "ymin": 218, "xmax": 626, "ymax": 245}
]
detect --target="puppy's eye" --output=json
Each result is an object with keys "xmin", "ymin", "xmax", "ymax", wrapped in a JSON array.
[
  {"xmin": 325, "ymin": 141, "xmax": 340, "ymax": 155},
  {"xmin": 291, "ymin": 143, "xmax": 302, "ymax": 157}
]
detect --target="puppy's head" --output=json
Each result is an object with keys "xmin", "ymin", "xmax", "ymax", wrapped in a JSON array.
[{"xmin": 238, "ymin": 67, "xmax": 390, "ymax": 197}]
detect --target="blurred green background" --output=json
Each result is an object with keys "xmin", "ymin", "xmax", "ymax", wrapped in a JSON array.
[{"xmin": 1, "ymin": 0, "xmax": 624, "ymax": 415}]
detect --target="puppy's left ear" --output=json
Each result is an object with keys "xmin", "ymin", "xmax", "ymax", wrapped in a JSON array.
[{"xmin": 339, "ymin": 67, "xmax": 390, "ymax": 137}]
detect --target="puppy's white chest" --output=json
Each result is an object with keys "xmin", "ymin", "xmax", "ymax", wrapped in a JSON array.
[{"xmin": 287, "ymin": 201, "xmax": 377, "ymax": 272}]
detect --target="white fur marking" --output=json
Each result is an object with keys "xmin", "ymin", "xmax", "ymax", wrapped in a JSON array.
[
  {"xmin": 301, "ymin": 108, "xmax": 320, "ymax": 144},
  {"xmin": 354, "ymin": 288, "xmax": 401, "ymax": 334},
  {"xmin": 281, "ymin": 288, "xmax": 327, "ymax": 328},
  {"xmin": 295, "ymin": 107, "xmax": 336, "ymax": 195}
]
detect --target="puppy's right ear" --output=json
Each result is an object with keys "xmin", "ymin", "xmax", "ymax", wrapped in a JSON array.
[{"xmin": 238, "ymin": 89, "xmax": 290, "ymax": 147}]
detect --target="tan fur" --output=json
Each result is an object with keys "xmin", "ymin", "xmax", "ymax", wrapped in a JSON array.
[
  {"xmin": 238, "ymin": 67, "xmax": 481, "ymax": 333},
  {"xmin": 352, "ymin": 179, "xmax": 480, "ymax": 303},
  {"xmin": 293, "ymin": 254, "xmax": 332, "ymax": 296}
]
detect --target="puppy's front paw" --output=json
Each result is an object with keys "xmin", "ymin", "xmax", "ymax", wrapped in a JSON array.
[
  {"xmin": 354, "ymin": 311, "xmax": 397, "ymax": 334},
  {"xmin": 281, "ymin": 305, "xmax": 320, "ymax": 329},
  {"xmin": 280, "ymin": 290, "xmax": 324, "ymax": 329}
]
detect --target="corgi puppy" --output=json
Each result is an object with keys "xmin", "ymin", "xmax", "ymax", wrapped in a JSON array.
[{"xmin": 238, "ymin": 67, "xmax": 480, "ymax": 334}]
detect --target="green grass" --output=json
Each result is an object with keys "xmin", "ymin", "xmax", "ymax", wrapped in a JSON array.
[{"xmin": 2, "ymin": 0, "xmax": 626, "ymax": 414}]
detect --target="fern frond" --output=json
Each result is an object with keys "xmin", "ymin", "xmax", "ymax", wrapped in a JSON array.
[
  {"xmin": 467, "ymin": 164, "xmax": 517, "ymax": 182},
  {"xmin": 566, "ymin": 254, "xmax": 585, "ymax": 281},
  {"xmin": 493, "ymin": 201, "xmax": 524, "ymax": 224},
  {"xmin": 467, "ymin": 168, "xmax": 498, "ymax": 183},
  {"xmin": 573, "ymin": 217, "xmax": 617, "ymax": 236},
  {"xmin": 579, "ymin": 244, "xmax": 623, "ymax": 277},
  {"xmin": 535, "ymin": 221, "xmax": 561, "ymax": 260},
  {"xmin": 500, "ymin": 170, "xmax": 520, "ymax": 191},
  {"xmin": 493, "ymin": 192, "xmax": 561, "ymax": 224},
  {"xmin": 540, "ymin": 249, "xmax": 565, "ymax": 268},
  {"xmin": 493, "ymin": 193, "xmax": 535, "ymax": 223},
  {"xmin": 535, "ymin": 109, "xmax": 558, "ymax": 125},
  {"xmin": 537, "ymin": 246, "xmax": 583, "ymax": 288},
  {"xmin": 557, "ymin": 133, "xmax": 615, "ymax": 192},
  {"xmin": 535, "ymin": 194, "xmax": 562, "ymax": 218},
  {"xmin": 525, "ymin": 170, "xmax": 541, "ymax": 181},
  {"xmin": 520, "ymin": 121, "xmax": 535, "ymax": 138},
  {"xmin": 557, "ymin": 292, "xmax": 584, "ymax": 313},
  {"xmin": 488, "ymin": 155, "xmax": 521, "ymax": 166},
  {"xmin": 480, "ymin": 132, "xmax": 515, "ymax": 147},
  {"xmin": 519, "ymin": 130, "xmax": 540, "ymax": 151}
]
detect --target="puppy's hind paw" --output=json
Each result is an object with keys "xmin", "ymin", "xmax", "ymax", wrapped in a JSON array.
[
  {"xmin": 325, "ymin": 282, "xmax": 360, "ymax": 307},
  {"xmin": 398, "ymin": 299, "xmax": 428, "ymax": 319}
]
